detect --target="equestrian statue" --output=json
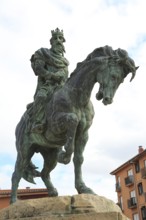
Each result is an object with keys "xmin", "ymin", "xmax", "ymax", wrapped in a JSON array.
[{"xmin": 10, "ymin": 28, "xmax": 139, "ymax": 204}]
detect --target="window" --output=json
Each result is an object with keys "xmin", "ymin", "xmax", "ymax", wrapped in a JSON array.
[
  {"xmin": 141, "ymin": 160, "xmax": 146, "ymax": 179},
  {"xmin": 117, "ymin": 176, "xmax": 120, "ymax": 183},
  {"xmin": 119, "ymin": 196, "xmax": 123, "ymax": 210},
  {"xmin": 130, "ymin": 190, "xmax": 136, "ymax": 198},
  {"xmin": 128, "ymin": 169, "xmax": 133, "ymax": 176},
  {"xmin": 125, "ymin": 169, "xmax": 134, "ymax": 185},
  {"xmin": 116, "ymin": 176, "xmax": 121, "ymax": 191},
  {"xmin": 128, "ymin": 191, "xmax": 137, "ymax": 208},
  {"xmin": 138, "ymin": 182, "xmax": 143, "ymax": 195},
  {"xmin": 135, "ymin": 162, "xmax": 140, "ymax": 173},
  {"xmin": 141, "ymin": 206, "xmax": 146, "ymax": 219},
  {"xmin": 133, "ymin": 213, "xmax": 139, "ymax": 220}
]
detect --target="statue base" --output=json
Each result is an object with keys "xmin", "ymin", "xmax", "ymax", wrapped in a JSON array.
[{"xmin": 0, "ymin": 194, "xmax": 129, "ymax": 220}]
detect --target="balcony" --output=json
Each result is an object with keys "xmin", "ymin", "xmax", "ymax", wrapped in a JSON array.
[
  {"xmin": 127, "ymin": 197, "xmax": 137, "ymax": 209},
  {"xmin": 141, "ymin": 206, "xmax": 146, "ymax": 219},
  {"xmin": 115, "ymin": 182, "xmax": 121, "ymax": 192},
  {"xmin": 141, "ymin": 167, "xmax": 146, "ymax": 179},
  {"xmin": 125, "ymin": 175, "xmax": 134, "ymax": 186}
]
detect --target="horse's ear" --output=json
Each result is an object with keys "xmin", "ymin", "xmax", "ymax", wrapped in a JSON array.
[
  {"xmin": 130, "ymin": 72, "xmax": 136, "ymax": 82},
  {"xmin": 130, "ymin": 66, "xmax": 139, "ymax": 82}
]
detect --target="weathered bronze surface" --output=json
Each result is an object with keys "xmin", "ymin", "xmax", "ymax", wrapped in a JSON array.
[{"xmin": 10, "ymin": 30, "xmax": 139, "ymax": 204}]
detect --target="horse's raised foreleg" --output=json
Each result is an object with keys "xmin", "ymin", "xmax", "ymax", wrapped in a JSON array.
[
  {"xmin": 73, "ymin": 131, "xmax": 96, "ymax": 195},
  {"xmin": 40, "ymin": 148, "xmax": 58, "ymax": 197},
  {"xmin": 55, "ymin": 113, "xmax": 79, "ymax": 164}
]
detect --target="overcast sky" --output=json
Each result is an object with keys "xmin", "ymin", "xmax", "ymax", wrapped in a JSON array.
[{"xmin": 0, "ymin": 0, "xmax": 146, "ymax": 203}]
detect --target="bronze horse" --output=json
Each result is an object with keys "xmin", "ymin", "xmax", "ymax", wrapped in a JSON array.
[{"xmin": 10, "ymin": 46, "xmax": 138, "ymax": 203}]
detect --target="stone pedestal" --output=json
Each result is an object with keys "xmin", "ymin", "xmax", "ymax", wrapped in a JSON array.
[{"xmin": 0, "ymin": 194, "xmax": 129, "ymax": 220}]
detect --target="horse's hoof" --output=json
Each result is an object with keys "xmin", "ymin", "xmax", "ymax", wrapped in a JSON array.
[
  {"xmin": 57, "ymin": 151, "xmax": 71, "ymax": 164},
  {"xmin": 10, "ymin": 197, "xmax": 17, "ymax": 204},
  {"xmin": 77, "ymin": 184, "xmax": 96, "ymax": 195},
  {"xmin": 63, "ymin": 156, "xmax": 71, "ymax": 164},
  {"xmin": 48, "ymin": 188, "xmax": 58, "ymax": 197}
]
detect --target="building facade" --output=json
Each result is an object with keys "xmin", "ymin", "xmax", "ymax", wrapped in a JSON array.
[
  {"xmin": 0, "ymin": 188, "xmax": 49, "ymax": 209},
  {"xmin": 111, "ymin": 146, "xmax": 146, "ymax": 220}
]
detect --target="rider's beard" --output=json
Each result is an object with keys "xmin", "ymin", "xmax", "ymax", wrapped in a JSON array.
[{"xmin": 52, "ymin": 43, "xmax": 65, "ymax": 55}]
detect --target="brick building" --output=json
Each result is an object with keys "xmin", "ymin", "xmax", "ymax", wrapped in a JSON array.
[
  {"xmin": 111, "ymin": 146, "xmax": 146, "ymax": 220},
  {"xmin": 0, "ymin": 187, "xmax": 48, "ymax": 209}
]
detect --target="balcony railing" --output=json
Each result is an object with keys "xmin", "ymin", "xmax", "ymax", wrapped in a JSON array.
[
  {"xmin": 125, "ymin": 175, "xmax": 134, "ymax": 186},
  {"xmin": 141, "ymin": 167, "xmax": 146, "ymax": 179},
  {"xmin": 115, "ymin": 182, "xmax": 121, "ymax": 192},
  {"xmin": 127, "ymin": 197, "xmax": 137, "ymax": 209},
  {"xmin": 141, "ymin": 206, "xmax": 146, "ymax": 219}
]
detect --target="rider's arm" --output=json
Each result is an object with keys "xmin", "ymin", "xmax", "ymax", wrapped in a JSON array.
[
  {"xmin": 50, "ymin": 67, "xmax": 69, "ymax": 83},
  {"xmin": 33, "ymin": 59, "xmax": 50, "ymax": 78},
  {"xmin": 32, "ymin": 57, "xmax": 68, "ymax": 83}
]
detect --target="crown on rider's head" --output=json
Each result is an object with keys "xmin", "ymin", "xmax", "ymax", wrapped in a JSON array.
[{"xmin": 51, "ymin": 28, "xmax": 65, "ymax": 42}]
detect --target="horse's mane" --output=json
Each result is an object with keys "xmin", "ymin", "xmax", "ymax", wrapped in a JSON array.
[
  {"xmin": 86, "ymin": 45, "xmax": 116, "ymax": 59},
  {"xmin": 69, "ymin": 45, "xmax": 136, "ymax": 79}
]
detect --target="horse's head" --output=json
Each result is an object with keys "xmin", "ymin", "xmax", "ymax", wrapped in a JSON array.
[{"xmin": 95, "ymin": 48, "xmax": 139, "ymax": 105}]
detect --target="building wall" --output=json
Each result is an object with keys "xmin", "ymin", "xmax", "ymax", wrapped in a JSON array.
[
  {"xmin": 0, "ymin": 188, "xmax": 49, "ymax": 210},
  {"xmin": 0, "ymin": 197, "xmax": 9, "ymax": 209},
  {"xmin": 115, "ymin": 164, "xmax": 134, "ymax": 218},
  {"xmin": 114, "ymin": 151, "xmax": 146, "ymax": 220}
]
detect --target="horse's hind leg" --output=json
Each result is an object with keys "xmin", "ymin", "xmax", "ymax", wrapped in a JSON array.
[
  {"xmin": 10, "ymin": 153, "xmax": 24, "ymax": 204},
  {"xmin": 40, "ymin": 148, "xmax": 58, "ymax": 197},
  {"xmin": 10, "ymin": 147, "xmax": 34, "ymax": 204}
]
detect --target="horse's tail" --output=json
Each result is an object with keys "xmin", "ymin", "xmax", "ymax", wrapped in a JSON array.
[
  {"xmin": 22, "ymin": 161, "xmax": 41, "ymax": 184},
  {"xmin": 15, "ymin": 106, "xmax": 41, "ymax": 184}
]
